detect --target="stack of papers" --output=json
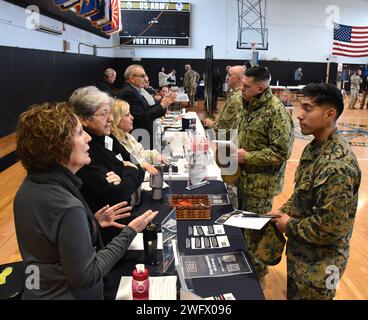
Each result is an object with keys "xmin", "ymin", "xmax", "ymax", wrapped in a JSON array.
[{"xmin": 215, "ymin": 210, "xmax": 272, "ymax": 230}]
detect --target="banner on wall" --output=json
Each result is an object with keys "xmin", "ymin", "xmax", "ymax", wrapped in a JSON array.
[
  {"xmin": 101, "ymin": 0, "xmax": 122, "ymax": 35},
  {"xmin": 52, "ymin": 0, "xmax": 122, "ymax": 36}
]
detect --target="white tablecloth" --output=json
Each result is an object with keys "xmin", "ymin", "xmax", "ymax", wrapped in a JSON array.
[{"xmin": 157, "ymin": 111, "xmax": 222, "ymax": 181}]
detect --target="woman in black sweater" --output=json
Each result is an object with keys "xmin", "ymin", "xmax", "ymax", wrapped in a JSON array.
[
  {"xmin": 69, "ymin": 86, "xmax": 146, "ymax": 244},
  {"xmin": 14, "ymin": 102, "xmax": 157, "ymax": 299}
]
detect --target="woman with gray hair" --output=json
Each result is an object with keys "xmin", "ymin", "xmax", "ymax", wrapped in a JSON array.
[{"xmin": 69, "ymin": 86, "xmax": 145, "ymax": 245}]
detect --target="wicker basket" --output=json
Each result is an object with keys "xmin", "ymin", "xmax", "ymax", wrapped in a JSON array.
[{"xmin": 168, "ymin": 194, "xmax": 211, "ymax": 220}]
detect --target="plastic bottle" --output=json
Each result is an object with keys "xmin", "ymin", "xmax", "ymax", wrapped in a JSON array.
[{"xmin": 132, "ymin": 264, "xmax": 149, "ymax": 300}]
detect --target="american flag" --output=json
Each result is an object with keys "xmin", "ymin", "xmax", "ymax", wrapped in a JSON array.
[{"xmin": 332, "ymin": 23, "xmax": 368, "ymax": 57}]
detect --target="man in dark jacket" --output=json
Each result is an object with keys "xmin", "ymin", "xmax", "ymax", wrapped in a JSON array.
[
  {"xmin": 119, "ymin": 64, "xmax": 176, "ymax": 149},
  {"xmin": 96, "ymin": 68, "xmax": 117, "ymax": 98}
]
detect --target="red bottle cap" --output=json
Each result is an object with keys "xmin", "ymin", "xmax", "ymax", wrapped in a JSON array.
[{"xmin": 133, "ymin": 264, "xmax": 149, "ymax": 281}]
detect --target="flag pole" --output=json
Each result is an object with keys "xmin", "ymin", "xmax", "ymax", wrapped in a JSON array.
[{"xmin": 326, "ymin": 60, "xmax": 330, "ymax": 83}]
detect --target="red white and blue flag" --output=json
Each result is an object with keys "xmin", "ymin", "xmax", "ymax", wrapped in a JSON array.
[
  {"xmin": 332, "ymin": 23, "xmax": 368, "ymax": 57},
  {"xmin": 53, "ymin": 0, "xmax": 122, "ymax": 36},
  {"xmin": 101, "ymin": 0, "xmax": 121, "ymax": 35}
]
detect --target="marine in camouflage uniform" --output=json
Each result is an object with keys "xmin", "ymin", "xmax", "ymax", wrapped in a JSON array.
[
  {"xmin": 281, "ymin": 135, "xmax": 360, "ymax": 299},
  {"xmin": 349, "ymin": 72, "xmax": 362, "ymax": 109},
  {"xmin": 237, "ymin": 85, "xmax": 294, "ymax": 280},
  {"xmin": 184, "ymin": 65, "xmax": 200, "ymax": 107},
  {"xmin": 204, "ymin": 66, "xmax": 245, "ymax": 208},
  {"xmin": 204, "ymin": 65, "xmax": 245, "ymax": 136},
  {"xmin": 212, "ymin": 86, "xmax": 244, "ymax": 208},
  {"xmin": 212, "ymin": 87, "xmax": 243, "ymax": 133},
  {"xmin": 273, "ymin": 83, "xmax": 361, "ymax": 299}
]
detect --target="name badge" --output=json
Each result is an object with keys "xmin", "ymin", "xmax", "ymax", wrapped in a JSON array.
[
  {"xmin": 105, "ymin": 136, "xmax": 113, "ymax": 151},
  {"xmin": 116, "ymin": 153, "xmax": 124, "ymax": 162}
]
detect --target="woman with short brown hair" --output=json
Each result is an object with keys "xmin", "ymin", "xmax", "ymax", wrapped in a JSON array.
[{"xmin": 14, "ymin": 102, "xmax": 157, "ymax": 299}]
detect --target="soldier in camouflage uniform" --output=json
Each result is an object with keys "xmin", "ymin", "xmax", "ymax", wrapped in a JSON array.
[
  {"xmin": 269, "ymin": 83, "xmax": 361, "ymax": 299},
  {"xmin": 236, "ymin": 66, "xmax": 294, "ymax": 281},
  {"xmin": 349, "ymin": 70, "xmax": 362, "ymax": 109},
  {"xmin": 184, "ymin": 64, "xmax": 200, "ymax": 107},
  {"xmin": 203, "ymin": 65, "xmax": 245, "ymax": 208},
  {"xmin": 203, "ymin": 65, "xmax": 244, "ymax": 133}
]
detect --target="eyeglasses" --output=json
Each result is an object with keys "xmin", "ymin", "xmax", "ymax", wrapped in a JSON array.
[
  {"xmin": 133, "ymin": 74, "xmax": 147, "ymax": 78},
  {"xmin": 92, "ymin": 110, "xmax": 113, "ymax": 120}
]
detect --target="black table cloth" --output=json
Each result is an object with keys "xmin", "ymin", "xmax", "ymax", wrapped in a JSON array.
[{"xmin": 108, "ymin": 180, "xmax": 265, "ymax": 300}]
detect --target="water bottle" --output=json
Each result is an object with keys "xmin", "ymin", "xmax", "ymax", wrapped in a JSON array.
[
  {"xmin": 132, "ymin": 264, "xmax": 149, "ymax": 300},
  {"xmin": 143, "ymin": 222, "xmax": 159, "ymax": 265},
  {"xmin": 149, "ymin": 165, "xmax": 163, "ymax": 201}
]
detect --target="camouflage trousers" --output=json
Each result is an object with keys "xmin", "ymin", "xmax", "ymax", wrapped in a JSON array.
[
  {"xmin": 287, "ymin": 250, "xmax": 336, "ymax": 300},
  {"xmin": 238, "ymin": 194, "xmax": 285, "ymax": 281},
  {"xmin": 287, "ymin": 275, "xmax": 335, "ymax": 300},
  {"xmin": 188, "ymin": 93, "xmax": 196, "ymax": 107},
  {"xmin": 186, "ymin": 87, "xmax": 197, "ymax": 107}
]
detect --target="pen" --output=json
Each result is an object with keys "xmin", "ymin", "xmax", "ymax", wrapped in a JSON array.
[{"xmin": 235, "ymin": 213, "xmax": 281, "ymax": 218}]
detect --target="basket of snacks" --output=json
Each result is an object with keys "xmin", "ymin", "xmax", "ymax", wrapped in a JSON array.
[{"xmin": 168, "ymin": 194, "xmax": 211, "ymax": 220}]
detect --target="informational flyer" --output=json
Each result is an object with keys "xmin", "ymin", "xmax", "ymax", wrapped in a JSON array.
[
  {"xmin": 215, "ymin": 210, "xmax": 271, "ymax": 230},
  {"xmin": 189, "ymin": 235, "xmax": 230, "ymax": 250},
  {"xmin": 181, "ymin": 251, "xmax": 252, "ymax": 279}
]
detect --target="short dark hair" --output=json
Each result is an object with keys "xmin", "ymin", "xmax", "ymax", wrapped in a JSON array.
[
  {"xmin": 302, "ymin": 83, "xmax": 344, "ymax": 119},
  {"xmin": 244, "ymin": 66, "xmax": 271, "ymax": 82}
]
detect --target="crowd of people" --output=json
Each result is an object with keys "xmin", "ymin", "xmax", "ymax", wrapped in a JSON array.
[{"xmin": 13, "ymin": 63, "xmax": 361, "ymax": 300}]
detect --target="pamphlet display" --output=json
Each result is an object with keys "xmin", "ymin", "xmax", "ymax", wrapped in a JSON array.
[
  {"xmin": 188, "ymin": 235, "xmax": 230, "ymax": 249},
  {"xmin": 185, "ymin": 224, "xmax": 229, "ymax": 249},
  {"xmin": 181, "ymin": 251, "xmax": 252, "ymax": 279}
]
